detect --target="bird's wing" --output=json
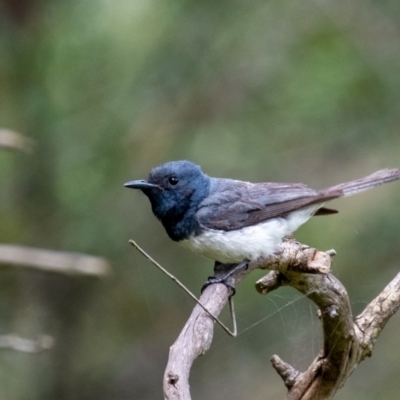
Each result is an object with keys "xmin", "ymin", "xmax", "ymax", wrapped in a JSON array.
[{"xmin": 196, "ymin": 179, "xmax": 341, "ymax": 231}]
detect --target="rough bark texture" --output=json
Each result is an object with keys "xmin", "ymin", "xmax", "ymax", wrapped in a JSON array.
[{"xmin": 163, "ymin": 239, "xmax": 400, "ymax": 400}]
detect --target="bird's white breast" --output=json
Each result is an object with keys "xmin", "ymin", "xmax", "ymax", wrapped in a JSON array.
[{"xmin": 179, "ymin": 206, "xmax": 319, "ymax": 263}]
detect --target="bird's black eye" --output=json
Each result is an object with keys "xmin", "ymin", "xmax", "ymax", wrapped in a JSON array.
[{"xmin": 168, "ymin": 176, "xmax": 179, "ymax": 185}]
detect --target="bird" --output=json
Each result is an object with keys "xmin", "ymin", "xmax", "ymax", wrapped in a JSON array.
[{"xmin": 125, "ymin": 160, "xmax": 400, "ymax": 291}]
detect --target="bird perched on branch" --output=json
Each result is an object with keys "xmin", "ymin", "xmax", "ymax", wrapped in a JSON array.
[{"xmin": 125, "ymin": 161, "xmax": 400, "ymax": 291}]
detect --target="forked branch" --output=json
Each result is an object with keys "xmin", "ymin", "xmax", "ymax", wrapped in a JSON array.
[{"xmin": 163, "ymin": 239, "xmax": 400, "ymax": 400}]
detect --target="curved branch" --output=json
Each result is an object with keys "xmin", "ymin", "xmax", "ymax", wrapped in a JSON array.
[
  {"xmin": 257, "ymin": 261, "xmax": 400, "ymax": 399},
  {"xmin": 257, "ymin": 270, "xmax": 355, "ymax": 399},
  {"xmin": 163, "ymin": 240, "xmax": 400, "ymax": 400},
  {"xmin": 163, "ymin": 240, "xmax": 332, "ymax": 400}
]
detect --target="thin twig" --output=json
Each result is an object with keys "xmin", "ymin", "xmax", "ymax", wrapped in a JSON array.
[{"xmin": 129, "ymin": 239, "xmax": 237, "ymax": 336}]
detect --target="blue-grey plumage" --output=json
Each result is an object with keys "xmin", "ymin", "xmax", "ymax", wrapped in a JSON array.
[{"xmin": 125, "ymin": 161, "xmax": 400, "ymax": 264}]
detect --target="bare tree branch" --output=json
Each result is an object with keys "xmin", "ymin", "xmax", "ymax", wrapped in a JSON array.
[
  {"xmin": 0, "ymin": 244, "xmax": 111, "ymax": 276},
  {"xmin": 355, "ymin": 272, "xmax": 400, "ymax": 359},
  {"xmin": 163, "ymin": 239, "xmax": 400, "ymax": 400},
  {"xmin": 163, "ymin": 240, "xmax": 331, "ymax": 400},
  {"xmin": 257, "ymin": 270, "xmax": 355, "ymax": 399},
  {"xmin": 164, "ymin": 284, "xmax": 231, "ymax": 400}
]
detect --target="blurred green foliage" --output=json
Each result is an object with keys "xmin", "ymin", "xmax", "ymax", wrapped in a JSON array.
[{"xmin": 1, "ymin": 0, "xmax": 400, "ymax": 399}]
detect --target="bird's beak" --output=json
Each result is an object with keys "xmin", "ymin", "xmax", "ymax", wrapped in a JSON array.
[{"xmin": 124, "ymin": 179, "xmax": 160, "ymax": 190}]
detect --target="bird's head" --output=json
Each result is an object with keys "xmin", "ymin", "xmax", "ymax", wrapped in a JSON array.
[{"xmin": 124, "ymin": 160, "xmax": 210, "ymax": 221}]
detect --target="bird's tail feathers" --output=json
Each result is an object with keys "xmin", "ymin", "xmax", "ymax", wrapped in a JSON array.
[{"xmin": 323, "ymin": 168, "xmax": 400, "ymax": 198}]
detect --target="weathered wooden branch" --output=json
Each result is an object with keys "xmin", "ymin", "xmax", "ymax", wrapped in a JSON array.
[
  {"xmin": 256, "ymin": 268, "xmax": 400, "ymax": 399},
  {"xmin": 0, "ymin": 244, "xmax": 111, "ymax": 276},
  {"xmin": 163, "ymin": 239, "xmax": 400, "ymax": 400}
]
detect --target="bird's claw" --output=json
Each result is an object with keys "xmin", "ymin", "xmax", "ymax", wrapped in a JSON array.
[
  {"xmin": 201, "ymin": 277, "xmax": 236, "ymax": 296},
  {"xmin": 201, "ymin": 260, "xmax": 249, "ymax": 296}
]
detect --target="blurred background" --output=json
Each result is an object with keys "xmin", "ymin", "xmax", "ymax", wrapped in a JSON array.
[{"xmin": 1, "ymin": 0, "xmax": 400, "ymax": 399}]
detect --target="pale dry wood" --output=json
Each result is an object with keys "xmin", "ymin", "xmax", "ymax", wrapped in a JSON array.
[
  {"xmin": 257, "ymin": 270, "xmax": 355, "ymax": 400},
  {"xmin": 163, "ymin": 240, "xmax": 400, "ymax": 400},
  {"xmin": 257, "ymin": 271, "xmax": 400, "ymax": 399},
  {"xmin": 0, "ymin": 244, "xmax": 111, "ymax": 276},
  {"xmin": 164, "ymin": 284, "xmax": 230, "ymax": 400},
  {"xmin": 355, "ymin": 272, "xmax": 400, "ymax": 359},
  {"xmin": 163, "ymin": 240, "xmax": 331, "ymax": 400}
]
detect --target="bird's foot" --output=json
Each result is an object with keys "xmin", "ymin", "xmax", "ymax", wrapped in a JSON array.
[{"xmin": 201, "ymin": 260, "xmax": 249, "ymax": 296}]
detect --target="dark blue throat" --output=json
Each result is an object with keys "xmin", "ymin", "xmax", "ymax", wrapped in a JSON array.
[
  {"xmin": 160, "ymin": 205, "xmax": 201, "ymax": 242},
  {"xmin": 145, "ymin": 180, "xmax": 210, "ymax": 242}
]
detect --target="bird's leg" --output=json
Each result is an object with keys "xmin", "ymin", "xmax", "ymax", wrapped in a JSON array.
[{"xmin": 201, "ymin": 260, "xmax": 249, "ymax": 296}]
